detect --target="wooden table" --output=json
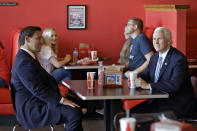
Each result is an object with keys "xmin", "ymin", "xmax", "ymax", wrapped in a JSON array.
[
  {"xmin": 63, "ymin": 80, "xmax": 168, "ymax": 131},
  {"xmin": 64, "ymin": 60, "xmax": 125, "ymax": 70},
  {"xmin": 64, "ymin": 60, "xmax": 197, "ymax": 69},
  {"xmin": 64, "ymin": 60, "xmax": 125, "ymax": 80},
  {"xmin": 188, "ymin": 63, "xmax": 197, "ymax": 76},
  {"xmin": 188, "ymin": 60, "xmax": 197, "ymax": 69}
]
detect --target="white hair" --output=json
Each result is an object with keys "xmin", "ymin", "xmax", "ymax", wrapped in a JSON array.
[{"xmin": 154, "ymin": 27, "xmax": 172, "ymax": 44}]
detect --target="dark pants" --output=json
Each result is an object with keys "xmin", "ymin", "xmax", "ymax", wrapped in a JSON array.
[
  {"xmin": 130, "ymin": 99, "xmax": 167, "ymax": 114},
  {"xmin": 52, "ymin": 68, "xmax": 72, "ymax": 84},
  {"xmin": 58, "ymin": 105, "xmax": 83, "ymax": 131}
]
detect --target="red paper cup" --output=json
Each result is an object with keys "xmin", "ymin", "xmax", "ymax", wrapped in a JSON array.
[
  {"xmin": 119, "ymin": 117, "xmax": 136, "ymax": 131},
  {"xmin": 87, "ymin": 72, "xmax": 96, "ymax": 89},
  {"xmin": 91, "ymin": 51, "xmax": 97, "ymax": 61}
]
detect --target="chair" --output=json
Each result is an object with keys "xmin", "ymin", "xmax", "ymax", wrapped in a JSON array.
[
  {"xmin": 113, "ymin": 99, "xmax": 148, "ymax": 131},
  {"xmin": 191, "ymin": 76, "xmax": 197, "ymax": 98},
  {"xmin": 144, "ymin": 26, "xmax": 157, "ymax": 52},
  {"xmin": 9, "ymin": 84, "xmax": 56, "ymax": 131},
  {"xmin": 123, "ymin": 99, "xmax": 147, "ymax": 117},
  {"xmin": 182, "ymin": 76, "xmax": 197, "ymax": 123},
  {"xmin": 10, "ymin": 28, "xmax": 21, "ymax": 67},
  {"xmin": 0, "ymin": 42, "xmax": 14, "ymax": 115},
  {"xmin": 58, "ymin": 84, "xmax": 69, "ymax": 97}
]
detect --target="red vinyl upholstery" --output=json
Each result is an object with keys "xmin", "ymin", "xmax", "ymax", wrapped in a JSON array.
[
  {"xmin": 58, "ymin": 84, "xmax": 69, "ymax": 96},
  {"xmin": 11, "ymin": 28, "xmax": 21, "ymax": 67},
  {"xmin": 0, "ymin": 103, "xmax": 15, "ymax": 115},
  {"xmin": 0, "ymin": 47, "xmax": 10, "ymax": 85},
  {"xmin": 0, "ymin": 88, "xmax": 14, "ymax": 115},
  {"xmin": 123, "ymin": 99, "xmax": 147, "ymax": 110},
  {"xmin": 0, "ymin": 28, "xmax": 21, "ymax": 115},
  {"xmin": 144, "ymin": 26, "xmax": 157, "ymax": 52},
  {"xmin": 144, "ymin": 27, "xmax": 156, "ymax": 41},
  {"xmin": 0, "ymin": 88, "xmax": 11, "ymax": 103}
]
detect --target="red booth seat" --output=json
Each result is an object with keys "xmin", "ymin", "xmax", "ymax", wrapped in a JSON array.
[
  {"xmin": 11, "ymin": 28, "xmax": 21, "ymax": 67},
  {"xmin": 0, "ymin": 42, "xmax": 14, "ymax": 115},
  {"xmin": 0, "ymin": 88, "xmax": 11, "ymax": 103},
  {"xmin": 58, "ymin": 84, "xmax": 69, "ymax": 96},
  {"xmin": 0, "ymin": 104, "xmax": 15, "ymax": 115},
  {"xmin": 0, "ymin": 88, "xmax": 15, "ymax": 115},
  {"xmin": 0, "ymin": 47, "xmax": 10, "ymax": 85},
  {"xmin": 144, "ymin": 26, "xmax": 156, "ymax": 41}
]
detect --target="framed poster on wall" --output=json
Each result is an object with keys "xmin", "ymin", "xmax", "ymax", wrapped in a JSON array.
[{"xmin": 67, "ymin": 5, "xmax": 86, "ymax": 30}]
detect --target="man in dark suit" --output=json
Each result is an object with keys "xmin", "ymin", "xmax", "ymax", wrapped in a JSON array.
[
  {"xmin": 134, "ymin": 27, "xmax": 195, "ymax": 118},
  {"xmin": 11, "ymin": 26, "xmax": 83, "ymax": 131}
]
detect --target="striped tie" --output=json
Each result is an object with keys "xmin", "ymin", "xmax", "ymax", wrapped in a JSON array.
[{"xmin": 154, "ymin": 57, "xmax": 163, "ymax": 82}]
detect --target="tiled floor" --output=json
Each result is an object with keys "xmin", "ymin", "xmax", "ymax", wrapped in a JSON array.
[
  {"xmin": 0, "ymin": 119, "xmax": 104, "ymax": 131},
  {"xmin": 2, "ymin": 115, "xmax": 197, "ymax": 131},
  {"xmin": 0, "ymin": 114, "xmax": 104, "ymax": 131}
]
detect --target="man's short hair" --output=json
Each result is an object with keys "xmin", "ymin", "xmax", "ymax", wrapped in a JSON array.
[
  {"xmin": 128, "ymin": 17, "xmax": 143, "ymax": 32},
  {"xmin": 18, "ymin": 26, "xmax": 41, "ymax": 46}
]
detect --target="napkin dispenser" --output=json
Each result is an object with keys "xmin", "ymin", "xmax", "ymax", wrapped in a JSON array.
[{"xmin": 104, "ymin": 66, "xmax": 123, "ymax": 87}]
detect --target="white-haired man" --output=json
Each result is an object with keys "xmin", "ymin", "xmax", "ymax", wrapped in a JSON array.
[{"xmin": 134, "ymin": 27, "xmax": 195, "ymax": 118}]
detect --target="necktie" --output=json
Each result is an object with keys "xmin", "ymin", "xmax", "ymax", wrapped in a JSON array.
[
  {"xmin": 154, "ymin": 57, "xmax": 163, "ymax": 82},
  {"xmin": 149, "ymin": 57, "xmax": 163, "ymax": 104}
]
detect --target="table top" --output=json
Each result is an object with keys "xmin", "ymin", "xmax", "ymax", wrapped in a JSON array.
[
  {"xmin": 64, "ymin": 58, "xmax": 197, "ymax": 69},
  {"xmin": 64, "ymin": 60, "xmax": 125, "ymax": 70},
  {"xmin": 63, "ymin": 80, "xmax": 169, "ymax": 100},
  {"xmin": 189, "ymin": 64, "xmax": 197, "ymax": 69},
  {"xmin": 64, "ymin": 61, "xmax": 197, "ymax": 69}
]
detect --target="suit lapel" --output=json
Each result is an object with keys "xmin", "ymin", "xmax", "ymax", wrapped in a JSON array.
[
  {"xmin": 158, "ymin": 47, "xmax": 173, "ymax": 81},
  {"xmin": 152, "ymin": 53, "xmax": 159, "ymax": 81}
]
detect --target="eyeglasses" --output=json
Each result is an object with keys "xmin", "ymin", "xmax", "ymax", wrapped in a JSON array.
[{"xmin": 126, "ymin": 23, "xmax": 135, "ymax": 26}]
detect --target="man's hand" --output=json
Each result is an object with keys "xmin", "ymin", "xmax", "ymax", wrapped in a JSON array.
[
  {"xmin": 62, "ymin": 98, "xmax": 79, "ymax": 108},
  {"xmin": 124, "ymin": 71, "xmax": 130, "ymax": 78},
  {"xmin": 125, "ymin": 62, "xmax": 129, "ymax": 69},
  {"xmin": 125, "ymin": 71, "xmax": 138, "ymax": 78},
  {"xmin": 135, "ymin": 77, "xmax": 150, "ymax": 89}
]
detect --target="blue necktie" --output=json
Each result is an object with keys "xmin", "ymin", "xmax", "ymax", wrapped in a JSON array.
[
  {"xmin": 149, "ymin": 57, "xmax": 163, "ymax": 104},
  {"xmin": 154, "ymin": 57, "xmax": 163, "ymax": 83}
]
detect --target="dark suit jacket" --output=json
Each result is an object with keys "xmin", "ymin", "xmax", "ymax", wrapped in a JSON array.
[
  {"xmin": 11, "ymin": 49, "xmax": 62, "ymax": 129},
  {"xmin": 139, "ymin": 47, "xmax": 195, "ymax": 117}
]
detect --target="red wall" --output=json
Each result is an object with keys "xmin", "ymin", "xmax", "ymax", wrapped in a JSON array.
[
  {"xmin": 0, "ymin": 0, "xmax": 197, "ymax": 67},
  {"xmin": 145, "ymin": 10, "xmax": 187, "ymax": 55}
]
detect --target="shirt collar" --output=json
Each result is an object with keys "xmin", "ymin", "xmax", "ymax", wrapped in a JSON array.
[
  {"xmin": 159, "ymin": 47, "xmax": 170, "ymax": 63},
  {"xmin": 20, "ymin": 47, "xmax": 36, "ymax": 59}
]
